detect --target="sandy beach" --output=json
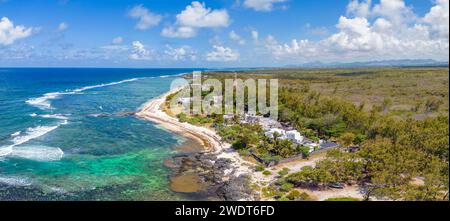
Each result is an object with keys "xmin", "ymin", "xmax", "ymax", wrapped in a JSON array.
[{"xmin": 136, "ymin": 89, "xmax": 255, "ymax": 185}]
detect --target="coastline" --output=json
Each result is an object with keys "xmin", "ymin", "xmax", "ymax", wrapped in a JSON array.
[
  {"xmin": 136, "ymin": 88, "xmax": 257, "ymax": 200},
  {"xmin": 135, "ymin": 88, "xmax": 369, "ymax": 201}
]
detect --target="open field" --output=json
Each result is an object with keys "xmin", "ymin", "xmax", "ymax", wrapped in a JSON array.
[{"xmin": 206, "ymin": 67, "xmax": 449, "ymax": 119}]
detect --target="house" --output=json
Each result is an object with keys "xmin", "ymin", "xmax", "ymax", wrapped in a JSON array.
[
  {"xmin": 286, "ymin": 130, "xmax": 304, "ymax": 144},
  {"xmin": 264, "ymin": 128, "xmax": 287, "ymax": 140}
]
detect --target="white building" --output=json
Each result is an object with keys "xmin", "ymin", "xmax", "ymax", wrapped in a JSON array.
[
  {"xmin": 286, "ymin": 130, "xmax": 304, "ymax": 144},
  {"xmin": 265, "ymin": 128, "xmax": 287, "ymax": 140}
]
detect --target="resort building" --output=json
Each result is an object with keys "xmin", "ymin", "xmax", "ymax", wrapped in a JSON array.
[
  {"xmin": 264, "ymin": 128, "xmax": 287, "ymax": 140},
  {"xmin": 286, "ymin": 130, "xmax": 304, "ymax": 144}
]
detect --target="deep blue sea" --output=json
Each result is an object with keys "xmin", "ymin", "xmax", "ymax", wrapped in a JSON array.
[{"xmin": 0, "ymin": 68, "xmax": 200, "ymax": 200}]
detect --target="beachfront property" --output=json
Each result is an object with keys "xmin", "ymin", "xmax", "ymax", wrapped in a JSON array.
[
  {"xmin": 264, "ymin": 128, "xmax": 287, "ymax": 140},
  {"xmin": 223, "ymin": 113, "xmax": 334, "ymax": 155},
  {"xmin": 286, "ymin": 130, "xmax": 304, "ymax": 144}
]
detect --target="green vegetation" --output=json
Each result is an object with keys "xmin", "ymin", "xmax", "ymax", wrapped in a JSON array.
[
  {"xmin": 184, "ymin": 67, "xmax": 449, "ymax": 201},
  {"xmin": 262, "ymin": 170, "xmax": 272, "ymax": 176},
  {"xmin": 278, "ymin": 168, "xmax": 290, "ymax": 177},
  {"xmin": 255, "ymin": 165, "xmax": 266, "ymax": 172}
]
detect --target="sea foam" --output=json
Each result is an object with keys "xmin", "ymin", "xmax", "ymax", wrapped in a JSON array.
[
  {"xmin": 10, "ymin": 145, "xmax": 64, "ymax": 161},
  {"xmin": 0, "ymin": 123, "xmax": 64, "ymax": 158},
  {"xmin": 0, "ymin": 176, "xmax": 32, "ymax": 186},
  {"xmin": 26, "ymin": 78, "xmax": 140, "ymax": 110}
]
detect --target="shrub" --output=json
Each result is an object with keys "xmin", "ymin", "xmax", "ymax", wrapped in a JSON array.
[
  {"xmin": 286, "ymin": 190, "xmax": 301, "ymax": 200},
  {"xmin": 279, "ymin": 183, "xmax": 294, "ymax": 192},
  {"xmin": 255, "ymin": 165, "xmax": 266, "ymax": 172},
  {"xmin": 262, "ymin": 170, "xmax": 272, "ymax": 176},
  {"xmin": 278, "ymin": 168, "xmax": 290, "ymax": 177}
]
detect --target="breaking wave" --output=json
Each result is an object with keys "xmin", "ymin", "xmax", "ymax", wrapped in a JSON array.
[
  {"xmin": 0, "ymin": 122, "xmax": 66, "ymax": 159},
  {"xmin": 0, "ymin": 176, "xmax": 32, "ymax": 186},
  {"xmin": 10, "ymin": 145, "xmax": 64, "ymax": 162},
  {"xmin": 26, "ymin": 78, "xmax": 141, "ymax": 110},
  {"xmin": 30, "ymin": 113, "xmax": 69, "ymax": 120}
]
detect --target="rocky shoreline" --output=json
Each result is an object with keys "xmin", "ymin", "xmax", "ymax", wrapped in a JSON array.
[
  {"xmin": 136, "ymin": 89, "xmax": 258, "ymax": 201},
  {"xmin": 165, "ymin": 151, "xmax": 258, "ymax": 201}
]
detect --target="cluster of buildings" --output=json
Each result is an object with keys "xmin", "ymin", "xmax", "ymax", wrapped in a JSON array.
[
  {"xmin": 175, "ymin": 95, "xmax": 340, "ymax": 154},
  {"xmin": 230, "ymin": 113, "xmax": 339, "ymax": 153}
]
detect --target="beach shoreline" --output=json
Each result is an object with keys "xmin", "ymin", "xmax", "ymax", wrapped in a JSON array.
[{"xmin": 136, "ymin": 88, "xmax": 258, "ymax": 200}]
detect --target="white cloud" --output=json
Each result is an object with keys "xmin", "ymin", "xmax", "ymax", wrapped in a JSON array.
[
  {"xmin": 128, "ymin": 5, "xmax": 162, "ymax": 30},
  {"xmin": 129, "ymin": 41, "xmax": 153, "ymax": 60},
  {"xmin": 112, "ymin": 36, "xmax": 123, "ymax": 44},
  {"xmin": 264, "ymin": 0, "xmax": 449, "ymax": 62},
  {"xmin": 0, "ymin": 17, "xmax": 34, "ymax": 45},
  {"xmin": 251, "ymin": 30, "xmax": 259, "ymax": 43},
  {"xmin": 243, "ymin": 0, "xmax": 288, "ymax": 12},
  {"xmin": 422, "ymin": 0, "xmax": 449, "ymax": 39},
  {"xmin": 57, "ymin": 22, "xmax": 68, "ymax": 31},
  {"xmin": 229, "ymin": 31, "xmax": 246, "ymax": 45},
  {"xmin": 164, "ymin": 45, "xmax": 197, "ymax": 61},
  {"xmin": 347, "ymin": 0, "xmax": 372, "ymax": 18},
  {"xmin": 161, "ymin": 1, "xmax": 230, "ymax": 38},
  {"xmin": 161, "ymin": 26, "xmax": 196, "ymax": 38},
  {"xmin": 372, "ymin": 0, "xmax": 416, "ymax": 26},
  {"xmin": 176, "ymin": 1, "xmax": 230, "ymax": 28},
  {"xmin": 206, "ymin": 45, "xmax": 240, "ymax": 62}
]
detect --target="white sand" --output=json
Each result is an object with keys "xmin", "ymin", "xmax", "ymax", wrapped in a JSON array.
[{"xmin": 136, "ymin": 89, "xmax": 255, "ymax": 180}]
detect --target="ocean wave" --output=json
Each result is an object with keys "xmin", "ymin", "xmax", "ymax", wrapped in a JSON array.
[
  {"xmin": 12, "ymin": 125, "xmax": 59, "ymax": 147},
  {"xmin": 31, "ymin": 113, "xmax": 69, "ymax": 120},
  {"xmin": 0, "ymin": 176, "xmax": 32, "ymax": 186},
  {"xmin": 26, "ymin": 92, "xmax": 62, "ymax": 109},
  {"xmin": 10, "ymin": 145, "xmax": 64, "ymax": 162},
  {"xmin": 26, "ymin": 78, "xmax": 141, "ymax": 110},
  {"xmin": 10, "ymin": 131, "xmax": 21, "ymax": 137},
  {"xmin": 0, "ymin": 122, "xmax": 65, "ymax": 158}
]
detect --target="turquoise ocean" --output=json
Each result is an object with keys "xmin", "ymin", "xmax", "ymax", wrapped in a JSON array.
[{"xmin": 0, "ymin": 68, "xmax": 200, "ymax": 200}]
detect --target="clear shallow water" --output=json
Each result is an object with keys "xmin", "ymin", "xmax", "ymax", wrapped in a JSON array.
[{"xmin": 0, "ymin": 68, "xmax": 199, "ymax": 200}]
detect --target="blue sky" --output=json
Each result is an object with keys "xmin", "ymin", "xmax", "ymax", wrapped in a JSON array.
[{"xmin": 0, "ymin": 0, "xmax": 448, "ymax": 67}]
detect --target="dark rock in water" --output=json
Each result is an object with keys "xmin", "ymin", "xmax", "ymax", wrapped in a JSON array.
[
  {"xmin": 116, "ymin": 112, "xmax": 136, "ymax": 117},
  {"xmin": 87, "ymin": 112, "xmax": 135, "ymax": 118},
  {"xmin": 166, "ymin": 152, "xmax": 256, "ymax": 201},
  {"xmin": 88, "ymin": 113, "xmax": 111, "ymax": 118},
  {"xmin": 217, "ymin": 175, "xmax": 259, "ymax": 201}
]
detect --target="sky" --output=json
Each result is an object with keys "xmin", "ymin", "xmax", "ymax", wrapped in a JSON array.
[{"xmin": 0, "ymin": 0, "xmax": 448, "ymax": 68}]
